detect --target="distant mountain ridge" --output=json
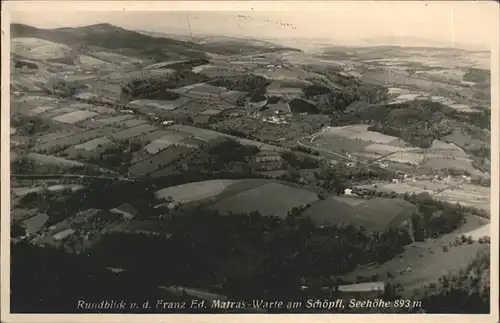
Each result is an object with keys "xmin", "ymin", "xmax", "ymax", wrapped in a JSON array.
[
  {"xmin": 11, "ymin": 23, "xmax": 301, "ymax": 61},
  {"xmin": 11, "ymin": 23, "xmax": 209, "ymax": 60}
]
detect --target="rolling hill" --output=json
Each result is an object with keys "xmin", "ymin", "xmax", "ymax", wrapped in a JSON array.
[
  {"xmin": 11, "ymin": 23, "xmax": 209, "ymax": 61},
  {"xmin": 11, "ymin": 23, "xmax": 300, "ymax": 62}
]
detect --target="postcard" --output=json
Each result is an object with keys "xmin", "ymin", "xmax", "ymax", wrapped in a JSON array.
[{"xmin": 1, "ymin": 1, "xmax": 498, "ymax": 322}]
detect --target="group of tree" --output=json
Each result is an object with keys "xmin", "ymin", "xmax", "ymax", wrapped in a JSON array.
[
  {"xmin": 11, "ymin": 115, "xmax": 60, "ymax": 136},
  {"xmin": 10, "ymin": 174, "xmax": 490, "ymax": 314},
  {"xmin": 302, "ymin": 78, "xmax": 389, "ymax": 115},
  {"xmin": 208, "ymin": 74, "xmax": 271, "ymax": 101},
  {"xmin": 10, "ymin": 241, "xmax": 202, "ymax": 313},
  {"xmin": 463, "ymin": 68, "xmax": 490, "ymax": 84},
  {"xmin": 13, "ymin": 57, "xmax": 39, "ymax": 70},
  {"xmin": 289, "ymin": 98, "xmax": 319, "ymax": 114},
  {"xmin": 330, "ymin": 98, "xmax": 489, "ymax": 152},
  {"xmin": 43, "ymin": 78, "xmax": 87, "ymax": 98},
  {"xmin": 294, "ymin": 145, "xmax": 320, "ymax": 156},
  {"xmin": 281, "ymin": 152, "xmax": 319, "ymax": 170},
  {"xmin": 76, "ymin": 208, "xmax": 413, "ymax": 303},
  {"xmin": 120, "ymin": 71, "xmax": 207, "ymax": 101},
  {"xmin": 83, "ymin": 138, "xmax": 145, "ymax": 172},
  {"xmin": 177, "ymin": 138, "xmax": 259, "ymax": 173}
]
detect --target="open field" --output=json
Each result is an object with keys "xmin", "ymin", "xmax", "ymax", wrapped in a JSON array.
[
  {"xmin": 130, "ymin": 130, "xmax": 191, "ymax": 163},
  {"xmin": 144, "ymin": 131, "xmax": 192, "ymax": 154},
  {"xmin": 209, "ymin": 182, "xmax": 319, "ymax": 218},
  {"xmin": 155, "ymin": 179, "xmax": 238, "ymax": 204},
  {"xmin": 28, "ymin": 105, "xmax": 58, "ymax": 116},
  {"xmin": 52, "ymin": 110, "xmax": 99, "ymax": 124},
  {"xmin": 116, "ymin": 118, "xmax": 149, "ymax": 128},
  {"xmin": 104, "ymin": 68, "xmax": 178, "ymax": 82},
  {"xmin": 341, "ymin": 213, "xmax": 489, "ymax": 296},
  {"xmin": 178, "ymin": 137, "xmax": 206, "ymax": 148},
  {"xmin": 37, "ymin": 107, "xmax": 79, "ymax": 119},
  {"xmin": 303, "ymin": 196, "xmax": 416, "ymax": 231},
  {"xmin": 73, "ymin": 137, "xmax": 115, "ymax": 151},
  {"xmin": 211, "ymin": 179, "xmax": 273, "ymax": 201},
  {"xmin": 26, "ymin": 152, "xmax": 86, "ymax": 168},
  {"xmin": 434, "ymin": 185, "xmax": 490, "ymax": 212},
  {"xmin": 382, "ymin": 152, "xmax": 425, "ymax": 165},
  {"xmin": 11, "ymin": 187, "xmax": 45, "ymax": 197},
  {"xmin": 376, "ymin": 183, "xmax": 429, "ymax": 195},
  {"xmin": 91, "ymin": 51, "xmax": 143, "ymax": 65},
  {"xmin": 358, "ymin": 180, "xmax": 490, "ymax": 213},
  {"xmin": 12, "ymin": 37, "xmax": 72, "ymax": 60},
  {"xmin": 11, "ymin": 136, "xmax": 31, "ymax": 147},
  {"xmin": 168, "ymin": 124, "xmax": 287, "ymax": 152},
  {"xmin": 35, "ymin": 130, "xmax": 78, "ymax": 144},
  {"xmin": 33, "ymin": 126, "xmax": 117, "ymax": 153},
  {"xmin": 11, "ymin": 95, "xmax": 59, "ymax": 115},
  {"xmin": 427, "ymin": 140, "xmax": 468, "ymax": 158},
  {"xmin": 304, "ymin": 125, "xmax": 413, "ymax": 162},
  {"xmin": 175, "ymin": 100, "xmax": 224, "ymax": 115},
  {"xmin": 387, "ymin": 87, "xmax": 410, "ymax": 96},
  {"xmin": 177, "ymin": 83, "xmax": 228, "ymax": 94},
  {"xmin": 414, "ymin": 69, "xmax": 466, "ymax": 83},
  {"xmin": 93, "ymin": 115, "xmax": 135, "ymax": 125},
  {"xmin": 108, "ymin": 124, "xmax": 158, "ymax": 141},
  {"xmin": 342, "ymin": 237, "xmax": 488, "ymax": 297},
  {"xmin": 128, "ymin": 146, "xmax": 193, "ymax": 177},
  {"xmin": 333, "ymin": 196, "xmax": 366, "ymax": 206},
  {"xmin": 129, "ymin": 98, "xmax": 192, "ymax": 111},
  {"xmin": 324, "ymin": 125, "xmax": 405, "ymax": 145},
  {"xmin": 461, "ymin": 223, "xmax": 490, "ymax": 239},
  {"xmin": 192, "ymin": 65, "xmax": 245, "ymax": 77},
  {"xmin": 364, "ymin": 143, "xmax": 413, "ymax": 155},
  {"xmin": 309, "ymin": 136, "xmax": 370, "ymax": 155},
  {"xmin": 421, "ymin": 157, "xmax": 480, "ymax": 175},
  {"xmin": 66, "ymin": 103, "xmax": 117, "ymax": 115},
  {"xmin": 374, "ymin": 180, "xmax": 449, "ymax": 195},
  {"xmin": 442, "ymin": 129, "xmax": 486, "ymax": 153}
]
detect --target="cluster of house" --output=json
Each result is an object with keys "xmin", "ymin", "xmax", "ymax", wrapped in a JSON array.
[{"xmin": 14, "ymin": 201, "xmax": 142, "ymax": 253}]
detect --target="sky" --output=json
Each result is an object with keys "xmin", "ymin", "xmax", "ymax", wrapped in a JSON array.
[{"xmin": 7, "ymin": 1, "xmax": 498, "ymax": 50}]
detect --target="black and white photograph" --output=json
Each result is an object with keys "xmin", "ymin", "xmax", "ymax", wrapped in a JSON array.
[{"xmin": 1, "ymin": 1, "xmax": 498, "ymax": 320}]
